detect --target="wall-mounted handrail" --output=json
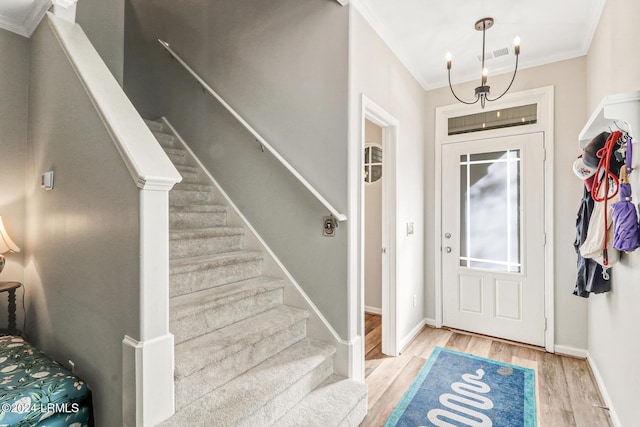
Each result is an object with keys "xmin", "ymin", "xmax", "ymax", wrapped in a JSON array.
[{"xmin": 157, "ymin": 39, "xmax": 347, "ymax": 222}]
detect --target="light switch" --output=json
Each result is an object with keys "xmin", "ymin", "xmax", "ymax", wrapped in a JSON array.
[{"xmin": 41, "ymin": 171, "xmax": 54, "ymax": 190}]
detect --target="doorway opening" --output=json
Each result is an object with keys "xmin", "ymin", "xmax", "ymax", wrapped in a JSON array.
[{"xmin": 361, "ymin": 96, "xmax": 399, "ymax": 359}]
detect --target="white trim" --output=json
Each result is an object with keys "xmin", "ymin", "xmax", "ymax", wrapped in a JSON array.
[
  {"xmin": 424, "ymin": 317, "xmax": 437, "ymax": 327},
  {"xmin": 47, "ymin": 15, "xmax": 181, "ymax": 191},
  {"xmin": 364, "ymin": 306, "xmax": 382, "ymax": 315},
  {"xmin": 434, "ymin": 86, "xmax": 555, "ymax": 352},
  {"xmin": 122, "ymin": 334, "xmax": 175, "ymax": 427},
  {"xmin": 587, "ymin": 352, "xmax": 622, "ymax": 427},
  {"xmin": 554, "ymin": 345, "xmax": 587, "ymax": 359},
  {"xmin": 160, "ymin": 117, "xmax": 356, "ymax": 377},
  {"xmin": 399, "ymin": 318, "xmax": 427, "ymax": 353},
  {"xmin": 361, "ymin": 95, "xmax": 399, "ymax": 357}
]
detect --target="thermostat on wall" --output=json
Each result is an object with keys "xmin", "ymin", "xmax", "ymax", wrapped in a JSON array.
[{"xmin": 41, "ymin": 171, "xmax": 54, "ymax": 190}]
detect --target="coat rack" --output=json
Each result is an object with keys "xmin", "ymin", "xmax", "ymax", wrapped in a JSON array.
[{"xmin": 579, "ymin": 90, "xmax": 640, "ymax": 150}]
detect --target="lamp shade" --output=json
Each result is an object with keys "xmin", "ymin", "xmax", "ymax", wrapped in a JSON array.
[{"xmin": 0, "ymin": 217, "xmax": 20, "ymax": 254}]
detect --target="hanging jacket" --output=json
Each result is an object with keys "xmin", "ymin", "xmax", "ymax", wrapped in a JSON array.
[{"xmin": 574, "ymin": 186, "xmax": 611, "ymax": 297}]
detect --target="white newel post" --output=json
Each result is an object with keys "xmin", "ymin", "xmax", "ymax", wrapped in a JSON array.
[{"xmin": 123, "ymin": 186, "xmax": 176, "ymax": 426}]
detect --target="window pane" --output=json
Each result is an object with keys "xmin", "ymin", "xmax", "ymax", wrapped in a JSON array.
[
  {"xmin": 364, "ymin": 147, "xmax": 370, "ymax": 164},
  {"xmin": 371, "ymin": 146, "xmax": 383, "ymax": 163},
  {"xmin": 459, "ymin": 150, "xmax": 521, "ymax": 272},
  {"xmin": 448, "ymin": 104, "xmax": 537, "ymax": 135},
  {"xmin": 370, "ymin": 165, "xmax": 382, "ymax": 182},
  {"xmin": 364, "ymin": 165, "xmax": 370, "ymax": 183}
]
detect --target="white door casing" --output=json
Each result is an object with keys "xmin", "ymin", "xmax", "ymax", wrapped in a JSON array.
[
  {"xmin": 361, "ymin": 95, "xmax": 399, "ymax": 357},
  {"xmin": 441, "ymin": 133, "xmax": 546, "ymax": 346}
]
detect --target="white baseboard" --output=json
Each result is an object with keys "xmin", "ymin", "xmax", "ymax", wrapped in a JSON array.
[
  {"xmin": 587, "ymin": 352, "xmax": 621, "ymax": 427},
  {"xmin": 424, "ymin": 317, "xmax": 437, "ymax": 327},
  {"xmin": 554, "ymin": 345, "xmax": 587, "ymax": 358},
  {"xmin": 364, "ymin": 306, "xmax": 382, "ymax": 315},
  {"xmin": 399, "ymin": 318, "xmax": 427, "ymax": 352}
]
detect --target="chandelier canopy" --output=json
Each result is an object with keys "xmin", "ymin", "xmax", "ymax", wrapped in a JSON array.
[{"xmin": 446, "ymin": 17, "xmax": 520, "ymax": 109}]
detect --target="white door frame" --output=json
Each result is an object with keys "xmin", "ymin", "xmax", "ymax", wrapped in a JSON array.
[
  {"xmin": 361, "ymin": 95, "xmax": 399, "ymax": 356},
  {"xmin": 434, "ymin": 86, "xmax": 555, "ymax": 353}
]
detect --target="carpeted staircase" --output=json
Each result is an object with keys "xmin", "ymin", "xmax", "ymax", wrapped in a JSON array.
[{"xmin": 145, "ymin": 119, "xmax": 367, "ymax": 426}]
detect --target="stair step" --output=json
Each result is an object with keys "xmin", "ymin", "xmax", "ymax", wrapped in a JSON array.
[
  {"xmin": 174, "ymin": 306, "xmax": 310, "ymax": 408},
  {"xmin": 153, "ymin": 131, "xmax": 178, "ymax": 148},
  {"xmin": 170, "ymin": 184, "xmax": 215, "ymax": 205},
  {"xmin": 161, "ymin": 339, "xmax": 335, "ymax": 426},
  {"xmin": 170, "ymin": 227, "xmax": 244, "ymax": 259},
  {"xmin": 174, "ymin": 165, "xmax": 199, "ymax": 183},
  {"xmin": 170, "ymin": 204, "xmax": 227, "ymax": 229},
  {"xmin": 170, "ymin": 276, "xmax": 284, "ymax": 344},
  {"xmin": 274, "ymin": 375, "xmax": 368, "ymax": 427},
  {"xmin": 164, "ymin": 147, "xmax": 190, "ymax": 166},
  {"xmin": 144, "ymin": 119, "xmax": 165, "ymax": 132},
  {"xmin": 170, "ymin": 251, "xmax": 263, "ymax": 297}
]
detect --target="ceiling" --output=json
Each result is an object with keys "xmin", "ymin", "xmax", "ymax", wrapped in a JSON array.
[
  {"xmin": 0, "ymin": 0, "xmax": 607, "ymax": 89},
  {"xmin": 353, "ymin": 0, "xmax": 607, "ymax": 90},
  {"xmin": 0, "ymin": 0, "xmax": 49, "ymax": 37}
]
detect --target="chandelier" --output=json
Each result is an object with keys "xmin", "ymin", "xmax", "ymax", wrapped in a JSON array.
[{"xmin": 446, "ymin": 17, "xmax": 520, "ymax": 109}]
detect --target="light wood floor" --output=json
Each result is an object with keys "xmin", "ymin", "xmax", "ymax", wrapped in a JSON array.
[{"xmin": 361, "ymin": 313, "xmax": 612, "ymax": 427}]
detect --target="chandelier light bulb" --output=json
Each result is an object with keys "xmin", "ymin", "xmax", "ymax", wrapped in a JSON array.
[
  {"xmin": 482, "ymin": 67, "xmax": 488, "ymax": 84},
  {"xmin": 446, "ymin": 52, "xmax": 452, "ymax": 69},
  {"xmin": 514, "ymin": 36, "xmax": 521, "ymax": 55}
]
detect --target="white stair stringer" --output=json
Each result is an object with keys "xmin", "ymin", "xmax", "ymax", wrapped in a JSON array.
[{"xmin": 146, "ymin": 118, "xmax": 367, "ymax": 426}]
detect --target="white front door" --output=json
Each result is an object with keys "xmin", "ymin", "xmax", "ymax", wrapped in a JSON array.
[{"xmin": 441, "ymin": 132, "xmax": 546, "ymax": 346}]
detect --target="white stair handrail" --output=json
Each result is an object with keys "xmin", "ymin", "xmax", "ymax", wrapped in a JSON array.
[{"xmin": 158, "ymin": 39, "xmax": 347, "ymax": 222}]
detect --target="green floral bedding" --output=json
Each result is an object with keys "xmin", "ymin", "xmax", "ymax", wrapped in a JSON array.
[{"xmin": 0, "ymin": 336, "xmax": 91, "ymax": 426}]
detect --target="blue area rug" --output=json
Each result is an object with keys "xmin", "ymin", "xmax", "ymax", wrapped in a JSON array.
[{"xmin": 385, "ymin": 347, "xmax": 536, "ymax": 427}]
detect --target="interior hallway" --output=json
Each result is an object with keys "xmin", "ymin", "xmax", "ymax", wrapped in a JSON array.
[{"xmin": 361, "ymin": 313, "xmax": 612, "ymax": 427}]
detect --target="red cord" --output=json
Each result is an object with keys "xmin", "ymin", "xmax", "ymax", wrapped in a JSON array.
[{"xmin": 591, "ymin": 131, "xmax": 621, "ymax": 265}]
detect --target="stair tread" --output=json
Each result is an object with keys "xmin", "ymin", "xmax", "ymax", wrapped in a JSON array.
[
  {"xmin": 144, "ymin": 119, "xmax": 164, "ymax": 131},
  {"xmin": 162, "ymin": 339, "xmax": 335, "ymax": 426},
  {"xmin": 170, "ymin": 276, "xmax": 284, "ymax": 318},
  {"xmin": 170, "ymin": 204, "xmax": 227, "ymax": 213},
  {"xmin": 170, "ymin": 250, "xmax": 263, "ymax": 272},
  {"xmin": 172, "ymin": 183, "xmax": 214, "ymax": 192},
  {"xmin": 170, "ymin": 226, "xmax": 244, "ymax": 239},
  {"xmin": 174, "ymin": 165, "xmax": 199, "ymax": 174},
  {"xmin": 275, "ymin": 375, "xmax": 367, "ymax": 427},
  {"xmin": 175, "ymin": 305, "xmax": 309, "ymax": 378}
]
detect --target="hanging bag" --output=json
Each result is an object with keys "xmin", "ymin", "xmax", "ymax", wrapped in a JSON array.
[{"xmin": 612, "ymin": 137, "xmax": 640, "ymax": 252}]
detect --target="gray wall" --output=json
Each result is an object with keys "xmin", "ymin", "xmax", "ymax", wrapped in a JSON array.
[
  {"xmin": 76, "ymin": 0, "xmax": 125, "ymax": 84},
  {"xmin": 124, "ymin": 0, "xmax": 351, "ymax": 337},
  {"xmin": 586, "ymin": 0, "xmax": 640, "ymax": 424},
  {"xmin": 425, "ymin": 57, "xmax": 589, "ymax": 351},
  {"xmin": 0, "ymin": 28, "xmax": 29, "ymax": 329},
  {"xmin": 350, "ymin": 8, "xmax": 426, "ymax": 344},
  {"xmin": 26, "ymin": 18, "xmax": 140, "ymax": 425}
]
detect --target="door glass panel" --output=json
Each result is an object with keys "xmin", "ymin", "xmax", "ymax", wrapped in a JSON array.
[{"xmin": 459, "ymin": 150, "xmax": 521, "ymax": 272}]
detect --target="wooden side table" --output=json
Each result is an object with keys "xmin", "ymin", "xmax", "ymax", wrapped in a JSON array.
[{"xmin": 0, "ymin": 281, "xmax": 22, "ymax": 336}]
